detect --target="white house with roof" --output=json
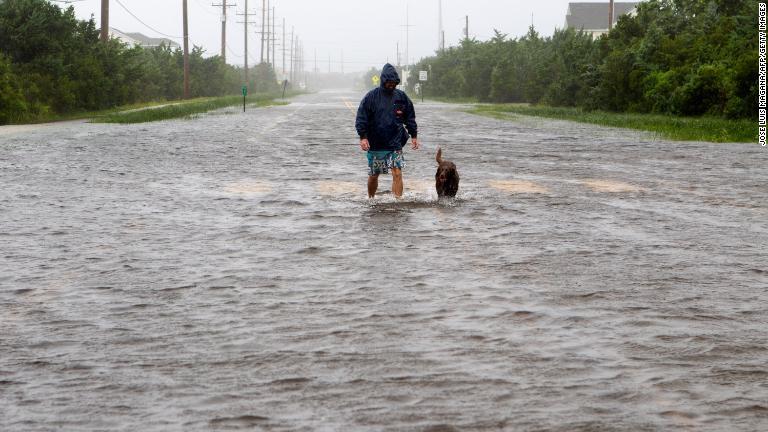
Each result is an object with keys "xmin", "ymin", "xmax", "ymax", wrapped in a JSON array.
[
  {"xmin": 565, "ymin": 2, "xmax": 641, "ymax": 38},
  {"xmin": 109, "ymin": 27, "xmax": 180, "ymax": 50}
]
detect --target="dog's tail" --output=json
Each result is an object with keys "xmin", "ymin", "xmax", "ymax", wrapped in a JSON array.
[{"xmin": 436, "ymin": 147, "xmax": 443, "ymax": 164}]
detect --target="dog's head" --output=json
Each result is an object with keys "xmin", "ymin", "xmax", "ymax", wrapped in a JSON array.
[
  {"xmin": 436, "ymin": 161, "xmax": 458, "ymax": 184},
  {"xmin": 435, "ymin": 147, "xmax": 460, "ymax": 197}
]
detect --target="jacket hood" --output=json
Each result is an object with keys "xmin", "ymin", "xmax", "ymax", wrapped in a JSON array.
[{"xmin": 380, "ymin": 63, "xmax": 401, "ymax": 87}]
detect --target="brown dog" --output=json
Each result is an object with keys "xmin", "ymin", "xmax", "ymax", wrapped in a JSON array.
[{"xmin": 435, "ymin": 147, "xmax": 460, "ymax": 197}]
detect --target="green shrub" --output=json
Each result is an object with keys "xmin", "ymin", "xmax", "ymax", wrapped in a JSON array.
[
  {"xmin": 403, "ymin": 0, "xmax": 755, "ymax": 120},
  {"xmin": 0, "ymin": 54, "xmax": 27, "ymax": 124},
  {"xmin": 0, "ymin": 0, "xmax": 250, "ymax": 123}
]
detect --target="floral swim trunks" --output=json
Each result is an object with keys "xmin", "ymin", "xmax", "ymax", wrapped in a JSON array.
[{"xmin": 367, "ymin": 150, "xmax": 405, "ymax": 176}]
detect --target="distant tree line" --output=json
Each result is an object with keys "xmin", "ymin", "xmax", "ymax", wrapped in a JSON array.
[
  {"xmin": 407, "ymin": 0, "xmax": 756, "ymax": 119},
  {"xmin": 0, "ymin": 0, "xmax": 279, "ymax": 124}
]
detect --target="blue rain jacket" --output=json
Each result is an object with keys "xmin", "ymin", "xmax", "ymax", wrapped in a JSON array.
[{"xmin": 355, "ymin": 64, "xmax": 418, "ymax": 151}]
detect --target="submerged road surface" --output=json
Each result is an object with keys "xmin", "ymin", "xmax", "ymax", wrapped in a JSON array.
[{"xmin": 1, "ymin": 90, "xmax": 767, "ymax": 431}]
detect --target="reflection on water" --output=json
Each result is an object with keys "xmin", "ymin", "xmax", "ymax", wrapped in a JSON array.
[{"xmin": 1, "ymin": 90, "xmax": 767, "ymax": 431}]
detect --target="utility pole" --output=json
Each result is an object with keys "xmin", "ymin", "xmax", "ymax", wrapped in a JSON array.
[
  {"xmin": 236, "ymin": 0, "xmax": 255, "ymax": 87},
  {"xmin": 294, "ymin": 38, "xmax": 300, "ymax": 85},
  {"xmin": 272, "ymin": 6, "xmax": 276, "ymax": 69},
  {"xmin": 400, "ymin": 4, "xmax": 413, "ymax": 66},
  {"xmin": 399, "ymin": 5, "xmax": 414, "ymax": 66},
  {"xmin": 221, "ymin": 0, "xmax": 227, "ymax": 62},
  {"xmin": 297, "ymin": 39, "xmax": 303, "ymax": 86},
  {"xmin": 100, "ymin": 0, "xmax": 109, "ymax": 42},
  {"xmin": 183, "ymin": 0, "xmax": 190, "ymax": 99},
  {"xmin": 289, "ymin": 27, "xmax": 294, "ymax": 83},
  {"xmin": 608, "ymin": 0, "xmax": 614, "ymax": 30},
  {"xmin": 212, "ymin": 0, "xmax": 236, "ymax": 64},
  {"xmin": 245, "ymin": 0, "xmax": 249, "ymax": 85},
  {"xmin": 265, "ymin": 1, "xmax": 270, "ymax": 65},
  {"xmin": 300, "ymin": 41, "xmax": 305, "ymax": 86},
  {"xmin": 465, "ymin": 15, "xmax": 469, "ymax": 41},
  {"xmin": 260, "ymin": 0, "xmax": 266, "ymax": 63},
  {"xmin": 437, "ymin": 0, "xmax": 443, "ymax": 51},
  {"xmin": 282, "ymin": 18, "xmax": 286, "ymax": 78}
]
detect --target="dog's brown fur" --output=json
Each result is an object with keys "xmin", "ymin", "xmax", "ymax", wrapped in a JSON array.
[{"xmin": 435, "ymin": 147, "xmax": 460, "ymax": 197}]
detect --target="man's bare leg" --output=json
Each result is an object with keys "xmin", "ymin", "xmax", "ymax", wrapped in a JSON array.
[
  {"xmin": 367, "ymin": 174, "xmax": 379, "ymax": 198},
  {"xmin": 392, "ymin": 168, "xmax": 403, "ymax": 198}
]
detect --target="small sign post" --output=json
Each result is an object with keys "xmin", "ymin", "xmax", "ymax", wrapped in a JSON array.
[
  {"xmin": 242, "ymin": 85, "xmax": 247, "ymax": 112},
  {"xmin": 419, "ymin": 70, "xmax": 428, "ymax": 102}
]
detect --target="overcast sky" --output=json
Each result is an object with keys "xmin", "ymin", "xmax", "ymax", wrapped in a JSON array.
[{"xmin": 65, "ymin": 0, "xmax": 581, "ymax": 73}]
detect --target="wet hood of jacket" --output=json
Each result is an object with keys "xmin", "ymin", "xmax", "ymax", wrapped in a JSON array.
[{"xmin": 379, "ymin": 63, "xmax": 401, "ymax": 88}]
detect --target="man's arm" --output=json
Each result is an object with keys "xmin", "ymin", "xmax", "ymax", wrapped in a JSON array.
[
  {"xmin": 355, "ymin": 96, "xmax": 371, "ymax": 151},
  {"xmin": 405, "ymin": 95, "xmax": 419, "ymax": 150},
  {"xmin": 355, "ymin": 96, "xmax": 368, "ymax": 140}
]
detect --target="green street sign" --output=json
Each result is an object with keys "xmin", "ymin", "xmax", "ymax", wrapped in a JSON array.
[{"xmin": 242, "ymin": 86, "xmax": 248, "ymax": 96}]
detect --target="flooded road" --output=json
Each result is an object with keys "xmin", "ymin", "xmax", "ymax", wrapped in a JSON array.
[{"xmin": 1, "ymin": 89, "xmax": 767, "ymax": 431}]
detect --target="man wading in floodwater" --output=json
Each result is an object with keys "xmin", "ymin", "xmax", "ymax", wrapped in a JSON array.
[{"xmin": 356, "ymin": 63, "xmax": 419, "ymax": 198}]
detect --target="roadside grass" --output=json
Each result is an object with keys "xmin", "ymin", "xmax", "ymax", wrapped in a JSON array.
[
  {"xmin": 467, "ymin": 104, "xmax": 755, "ymax": 143},
  {"xmin": 421, "ymin": 95, "xmax": 480, "ymax": 104},
  {"xmin": 2, "ymin": 100, "xmax": 185, "ymax": 125},
  {"xmin": 1, "ymin": 93, "xmax": 297, "ymax": 126},
  {"xmin": 91, "ymin": 94, "xmax": 289, "ymax": 124}
]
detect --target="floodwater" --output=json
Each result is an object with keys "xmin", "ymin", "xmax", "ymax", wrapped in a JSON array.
[{"xmin": 1, "ymin": 90, "xmax": 767, "ymax": 431}]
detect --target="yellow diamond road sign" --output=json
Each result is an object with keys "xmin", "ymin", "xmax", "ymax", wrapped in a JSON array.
[{"xmin": 372, "ymin": 76, "xmax": 380, "ymax": 85}]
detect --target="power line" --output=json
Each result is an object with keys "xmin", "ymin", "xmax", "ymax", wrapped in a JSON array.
[
  {"xmin": 212, "ymin": 0, "xmax": 237, "ymax": 63},
  {"xmin": 113, "ymin": 0, "xmax": 183, "ymax": 39},
  {"xmin": 112, "ymin": 0, "xmax": 212, "ymax": 51},
  {"xmin": 226, "ymin": 42, "xmax": 243, "ymax": 58},
  {"xmin": 190, "ymin": 0, "xmax": 219, "ymax": 16}
]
